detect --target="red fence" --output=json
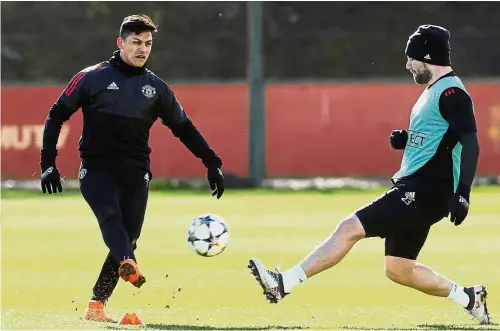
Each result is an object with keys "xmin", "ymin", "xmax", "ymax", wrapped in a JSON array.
[{"xmin": 2, "ymin": 83, "xmax": 499, "ymax": 179}]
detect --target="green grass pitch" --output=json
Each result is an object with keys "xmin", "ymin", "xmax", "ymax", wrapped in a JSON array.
[{"xmin": 2, "ymin": 187, "xmax": 500, "ymax": 330}]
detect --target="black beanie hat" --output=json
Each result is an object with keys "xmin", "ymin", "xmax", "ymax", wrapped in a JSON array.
[{"xmin": 405, "ymin": 24, "xmax": 451, "ymax": 66}]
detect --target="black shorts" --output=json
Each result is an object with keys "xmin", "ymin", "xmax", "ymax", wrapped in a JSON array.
[{"xmin": 355, "ymin": 177, "xmax": 451, "ymax": 260}]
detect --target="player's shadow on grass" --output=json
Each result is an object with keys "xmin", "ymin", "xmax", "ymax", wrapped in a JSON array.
[{"xmin": 106, "ymin": 324, "xmax": 307, "ymax": 330}]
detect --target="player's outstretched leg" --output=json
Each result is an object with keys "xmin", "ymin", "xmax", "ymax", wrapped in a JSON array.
[
  {"xmin": 385, "ymin": 256, "xmax": 490, "ymax": 324},
  {"xmin": 248, "ymin": 214, "xmax": 366, "ymax": 303}
]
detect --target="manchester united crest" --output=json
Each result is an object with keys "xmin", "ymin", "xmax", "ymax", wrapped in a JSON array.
[{"xmin": 142, "ymin": 85, "xmax": 156, "ymax": 99}]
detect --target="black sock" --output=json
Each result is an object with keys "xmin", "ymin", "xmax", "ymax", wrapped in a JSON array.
[{"xmin": 91, "ymin": 252, "xmax": 120, "ymax": 303}]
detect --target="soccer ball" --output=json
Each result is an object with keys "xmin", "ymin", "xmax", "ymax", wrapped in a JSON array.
[{"xmin": 187, "ymin": 214, "xmax": 229, "ymax": 257}]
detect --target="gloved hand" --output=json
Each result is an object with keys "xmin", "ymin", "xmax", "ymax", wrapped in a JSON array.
[
  {"xmin": 449, "ymin": 183, "xmax": 470, "ymax": 226},
  {"xmin": 41, "ymin": 166, "xmax": 63, "ymax": 194},
  {"xmin": 207, "ymin": 167, "xmax": 224, "ymax": 199},
  {"xmin": 390, "ymin": 129, "xmax": 408, "ymax": 150}
]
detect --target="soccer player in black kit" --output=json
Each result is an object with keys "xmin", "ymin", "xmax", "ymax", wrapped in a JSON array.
[{"xmin": 40, "ymin": 15, "xmax": 225, "ymax": 322}]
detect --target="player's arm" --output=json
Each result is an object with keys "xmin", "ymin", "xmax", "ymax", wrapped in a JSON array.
[
  {"xmin": 40, "ymin": 71, "xmax": 88, "ymax": 193},
  {"xmin": 155, "ymin": 81, "xmax": 224, "ymax": 198},
  {"xmin": 439, "ymin": 87, "xmax": 480, "ymax": 224}
]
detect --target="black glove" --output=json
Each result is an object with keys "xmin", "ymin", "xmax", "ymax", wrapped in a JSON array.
[
  {"xmin": 390, "ymin": 129, "xmax": 408, "ymax": 150},
  {"xmin": 207, "ymin": 167, "xmax": 224, "ymax": 199},
  {"xmin": 449, "ymin": 183, "xmax": 470, "ymax": 226},
  {"xmin": 41, "ymin": 166, "xmax": 63, "ymax": 194}
]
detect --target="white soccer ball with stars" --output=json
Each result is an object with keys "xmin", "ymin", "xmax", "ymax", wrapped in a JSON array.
[{"xmin": 187, "ymin": 214, "xmax": 229, "ymax": 257}]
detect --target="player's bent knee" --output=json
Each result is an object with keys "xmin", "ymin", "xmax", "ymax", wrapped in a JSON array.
[
  {"xmin": 384, "ymin": 256, "xmax": 416, "ymax": 284},
  {"xmin": 336, "ymin": 215, "xmax": 366, "ymax": 241}
]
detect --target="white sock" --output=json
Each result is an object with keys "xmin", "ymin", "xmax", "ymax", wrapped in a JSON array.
[
  {"xmin": 447, "ymin": 283, "xmax": 470, "ymax": 308},
  {"xmin": 281, "ymin": 264, "xmax": 307, "ymax": 293}
]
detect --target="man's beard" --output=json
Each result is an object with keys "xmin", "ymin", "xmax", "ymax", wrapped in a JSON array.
[{"xmin": 413, "ymin": 68, "xmax": 433, "ymax": 85}]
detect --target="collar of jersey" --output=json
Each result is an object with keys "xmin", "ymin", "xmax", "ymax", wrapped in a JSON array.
[
  {"xmin": 427, "ymin": 71, "xmax": 456, "ymax": 89},
  {"xmin": 109, "ymin": 51, "xmax": 146, "ymax": 76}
]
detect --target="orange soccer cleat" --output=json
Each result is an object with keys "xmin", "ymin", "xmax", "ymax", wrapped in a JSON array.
[
  {"xmin": 84, "ymin": 300, "xmax": 115, "ymax": 323},
  {"xmin": 118, "ymin": 258, "xmax": 146, "ymax": 288}
]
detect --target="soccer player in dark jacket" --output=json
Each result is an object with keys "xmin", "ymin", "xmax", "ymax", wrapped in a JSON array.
[{"xmin": 40, "ymin": 14, "xmax": 225, "ymax": 322}]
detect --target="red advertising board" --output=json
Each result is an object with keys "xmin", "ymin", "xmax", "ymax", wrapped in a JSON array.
[
  {"xmin": 1, "ymin": 85, "xmax": 249, "ymax": 179},
  {"xmin": 266, "ymin": 83, "xmax": 500, "ymax": 176},
  {"xmin": 2, "ymin": 83, "xmax": 499, "ymax": 179}
]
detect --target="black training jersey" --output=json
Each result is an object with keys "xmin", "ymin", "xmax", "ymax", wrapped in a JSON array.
[{"xmin": 41, "ymin": 51, "xmax": 188, "ymax": 170}]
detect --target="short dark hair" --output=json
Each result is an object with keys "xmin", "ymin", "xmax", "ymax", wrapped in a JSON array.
[{"xmin": 119, "ymin": 14, "xmax": 157, "ymax": 40}]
